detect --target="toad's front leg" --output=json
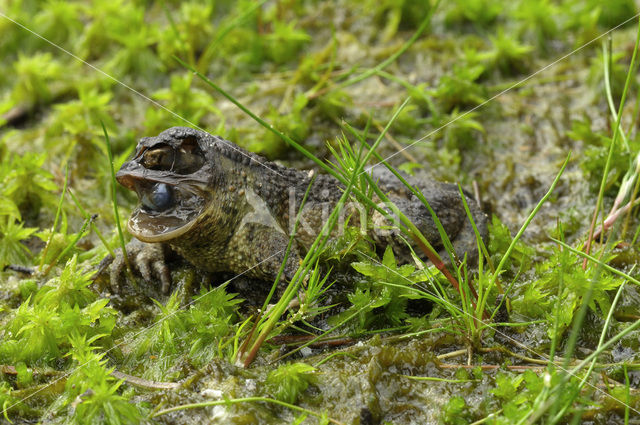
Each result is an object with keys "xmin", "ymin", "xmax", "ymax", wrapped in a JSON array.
[{"xmin": 109, "ymin": 238, "xmax": 173, "ymax": 294}]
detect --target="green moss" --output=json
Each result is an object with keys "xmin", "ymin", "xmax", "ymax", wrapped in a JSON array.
[
  {"xmin": 265, "ymin": 362, "xmax": 316, "ymax": 404},
  {"xmin": 1, "ymin": 0, "xmax": 640, "ymax": 422}
]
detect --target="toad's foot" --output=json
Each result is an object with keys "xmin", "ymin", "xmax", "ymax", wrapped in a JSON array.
[{"xmin": 109, "ymin": 239, "xmax": 172, "ymax": 294}]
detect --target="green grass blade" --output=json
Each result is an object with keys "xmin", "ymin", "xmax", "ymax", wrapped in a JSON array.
[
  {"xmin": 332, "ymin": 1, "xmax": 440, "ymax": 91},
  {"xmin": 490, "ymin": 154, "xmax": 570, "ymax": 320},
  {"xmin": 67, "ymin": 188, "xmax": 114, "ymax": 258},
  {"xmin": 102, "ymin": 121, "xmax": 130, "ymax": 271},
  {"xmin": 39, "ymin": 165, "xmax": 69, "ymax": 271},
  {"xmin": 585, "ymin": 17, "xmax": 640, "ymax": 258}
]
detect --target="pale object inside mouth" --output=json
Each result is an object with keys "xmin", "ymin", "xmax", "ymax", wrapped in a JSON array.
[{"xmin": 127, "ymin": 184, "xmax": 205, "ymax": 242}]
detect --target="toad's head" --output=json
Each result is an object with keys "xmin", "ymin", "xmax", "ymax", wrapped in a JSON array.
[{"xmin": 116, "ymin": 127, "xmax": 221, "ymax": 243}]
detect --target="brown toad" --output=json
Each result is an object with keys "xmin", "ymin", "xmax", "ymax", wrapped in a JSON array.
[{"xmin": 110, "ymin": 126, "xmax": 487, "ymax": 293}]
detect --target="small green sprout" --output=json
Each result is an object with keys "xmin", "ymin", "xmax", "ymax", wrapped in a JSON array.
[
  {"xmin": 445, "ymin": 0, "xmax": 502, "ymax": 28},
  {"xmin": 333, "ymin": 246, "xmax": 429, "ymax": 330},
  {"xmin": 157, "ymin": 1, "xmax": 214, "ymax": 67},
  {"xmin": 262, "ymin": 20, "xmax": 311, "ymax": 65},
  {"xmin": 513, "ymin": 0, "xmax": 559, "ymax": 48},
  {"xmin": 430, "ymin": 64, "xmax": 487, "ymax": 112},
  {"xmin": 104, "ymin": 10, "xmax": 162, "ymax": 78},
  {"xmin": 512, "ymin": 245, "xmax": 624, "ymax": 339},
  {"xmin": 491, "ymin": 372, "xmax": 525, "ymax": 402},
  {"xmin": 0, "ymin": 257, "xmax": 115, "ymax": 364},
  {"xmin": 0, "ymin": 218, "xmax": 37, "ymax": 270},
  {"xmin": 144, "ymin": 73, "xmax": 225, "ymax": 134},
  {"xmin": 1, "ymin": 152, "xmax": 58, "ymax": 215},
  {"xmin": 588, "ymin": 48, "xmax": 630, "ymax": 101},
  {"xmin": 265, "ymin": 362, "xmax": 317, "ymax": 404},
  {"xmin": 130, "ymin": 285, "xmax": 241, "ymax": 366},
  {"xmin": 33, "ymin": 0, "xmax": 83, "ymax": 45},
  {"xmin": 137, "ymin": 291, "xmax": 185, "ymax": 358},
  {"xmin": 185, "ymin": 285, "xmax": 242, "ymax": 363},
  {"xmin": 442, "ymin": 395, "xmax": 469, "ymax": 425},
  {"xmin": 482, "ymin": 28, "xmax": 533, "ymax": 74},
  {"xmin": 11, "ymin": 53, "xmax": 63, "ymax": 104},
  {"xmin": 34, "ymin": 255, "xmax": 96, "ymax": 309},
  {"xmin": 66, "ymin": 336, "xmax": 143, "ymax": 425}
]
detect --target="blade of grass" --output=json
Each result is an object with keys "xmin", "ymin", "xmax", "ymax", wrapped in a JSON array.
[
  {"xmin": 580, "ymin": 281, "xmax": 626, "ymax": 386},
  {"xmin": 624, "ymin": 365, "xmax": 630, "ymax": 425},
  {"xmin": 601, "ymin": 36, "xmax": 640, "ymax": 241},
  {"xmin": 548, "ymin": 225, "xmax": 567, "ymax": 366},
  {"xmin": 239, "ymin": 98, "xmax": 413, "ymax": 366},
  {"xmin": 552, "ymin": 238, "xmax": 640, "ymax": 287},
  {"xmin": 242, "ymin": 173, "xmax": 359, "ymax": 366},
  {"xmin": 196, "ymin": 0, "xmax": 270, "ymax": 70},
  {"xmin": 552, "ymin": 242, "xmax": 607, "ymax": 422},
  {"xmin": 151, "ymin": 396, "xmax": 345, "ymax": 425},
  {"xmin": 263, "ymin": 175, "xmax": 317, "ymax": 314},
  {"xmin": 325, "ymin": 1, "xmax": 440, "ymax": 94},
  {"xmin": 102, "ymin": 121, "xmax": 130, "ymax": 272},
  {"xmin": 39, "ymin": 165, "xmax": 69, "ymax": 271},
  {"xmin": 402, "ymin": 375, "xmax": 478, "ymax": 383},
  {"xmin": 603, "ymin": 38, "xmax": 630, "ymax": 150},
  {"xmin": 547, "ymin": 275, "xmax": 628, "ymax": 422},
  {"xmin": 584, "ymin": 17, "xmax": 640, "ymax": 266},
  {"xmin": 340, "ymin": 121, "xmax": 477, "ymax": 308},
  {"xmin": 162, "ymin": 3, "xmax": 192, "ymax": 64},
  {"xmin": 490, "ymin": 154, "xmax": 571, "ymax": 321},
  {"xmin": 313, "ymin": 352, "xmax": 357, "ymax": 367},
  {"xmin": 66, "ymin": 188, "xmax": 114, "ymax": 258},
  {"xmin": 273, "ymin": 300, "xmax": 377, "ymax": 363},
  {"xmin": 458, "ymin": 184, "xmax": 495, "ymax": 275},
  {"xmin": 236, "ymin": 174, "xmax": 316, "ymax": 362},
  {"xmin": 42, "ymin": 216, "xmax": 92, "ymax": 276},
  {"xmin": 457, "ymin": 184, "xmax": 499, "ymax": 327}
]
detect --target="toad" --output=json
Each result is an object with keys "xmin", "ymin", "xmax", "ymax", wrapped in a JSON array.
[{"xmin": 110, "ymin": 127, "xmax": 487, "ymax": 293}]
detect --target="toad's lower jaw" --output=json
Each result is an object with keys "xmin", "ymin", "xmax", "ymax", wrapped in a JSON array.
[{"xmin": 127, "ymin": 207, "xmax": 200, "ymax": 243}]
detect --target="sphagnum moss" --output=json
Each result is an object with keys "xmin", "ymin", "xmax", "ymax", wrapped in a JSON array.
[{"xmin": 2, "ymin": 0, "xmax": 640, "ymax": 423}]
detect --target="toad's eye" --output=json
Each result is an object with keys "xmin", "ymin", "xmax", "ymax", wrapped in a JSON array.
[
  {"xmin": 174, "ymin": 136, "xmax": 205, "ymax": 174},
  {"xmin": 140, "ymin": 183, "xmax": 173, "ymax": 211},
  {"xmin": 142, "ymin": 145, "xmax": 174, "ymax": 170}
]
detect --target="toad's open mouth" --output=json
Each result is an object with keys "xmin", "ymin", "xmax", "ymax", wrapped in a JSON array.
[{"xmin": 118, "ymin": 174, "xmax": 206, "ymax": 243}]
